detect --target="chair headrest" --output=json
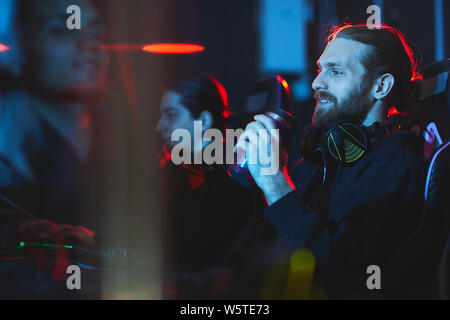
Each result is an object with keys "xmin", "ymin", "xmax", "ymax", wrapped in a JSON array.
[
  {"xmin": 419, "ymin": 59, "xmax": 449, "ymax": 100},
  {"xmin": 413, "ymin": 59, "xmax": 450, "ymax": 142}
]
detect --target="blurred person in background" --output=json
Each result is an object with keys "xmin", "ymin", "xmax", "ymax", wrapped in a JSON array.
[
  {"xmin": 156, "ymin": 74, "xmax": 276, "ymax": 297},
  {"xmin": 0, "ymin": 0, "xmax": 113, "ymax": 244}
]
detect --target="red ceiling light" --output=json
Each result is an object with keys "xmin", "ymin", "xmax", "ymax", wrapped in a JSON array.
[
  {"xmin": 142, "ymin": 43, "xmax": 205, "ymax": 54},
  {"xmin": 0, "ymin": 44, "xmax": 10, "ymax": 52},
  {"xmin": 98, "ymin": 44, "xmax": 141, "ymax": 51}
]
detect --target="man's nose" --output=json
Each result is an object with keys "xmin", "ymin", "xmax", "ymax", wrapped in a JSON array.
[
  {"xmin": 156, "ymin": 118, "xmax": 164, "ymax": 132},
  {"xmin": 312, "ymin": 72, "xmax": 327, "ymax": 92}
]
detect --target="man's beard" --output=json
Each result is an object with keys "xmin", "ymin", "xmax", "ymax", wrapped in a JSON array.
[{"xmin": 312, "ymin": 80, "xmax": 373, "ymax": 129}]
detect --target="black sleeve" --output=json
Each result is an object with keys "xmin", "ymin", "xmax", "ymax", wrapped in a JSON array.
[
  {"xmin": 263, "ymin": 134, "xmax": 427, "ymax": 297},
  {"xmin": 264, "ymin": 190, "xmax": 319, "ymax": 247}
]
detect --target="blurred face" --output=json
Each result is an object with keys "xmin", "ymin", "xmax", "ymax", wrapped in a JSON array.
[
  {"xmin": 156, "ymin": 91, "xmax": 197, "ymax": 149},
  {"xmin": 24, "ymin": 0, "xmax": 109, "ymax": 98},
  {"xmin": 311, "ymin": 38, "xmax": 374, "ymax": 128}
]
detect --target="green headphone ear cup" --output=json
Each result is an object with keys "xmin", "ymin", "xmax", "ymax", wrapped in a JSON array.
[{"xmin": 324, "ymin": 121, "xmax": 368, "ymax": 165}]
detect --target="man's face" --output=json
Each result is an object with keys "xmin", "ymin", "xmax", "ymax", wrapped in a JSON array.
[
  {"xmin": 311, "ymin": 38, "xmax": 374, "ymax": 128},
  {"xmin": 24, "ymin": 0, "xmax": 109, "ymax": 99},
  {"xmin": 156, "ymin": 91, "xmax": 197, "ymax": 149}
]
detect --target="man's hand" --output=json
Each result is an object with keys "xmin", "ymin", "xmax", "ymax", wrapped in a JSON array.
[{"xmin": 235, "ymin": 114, "xmax": 295, "ymax": 205}]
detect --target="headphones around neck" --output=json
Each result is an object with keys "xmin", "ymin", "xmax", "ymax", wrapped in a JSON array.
[{"xmin": 300, "ymin": 117, "xmax": 405, "ymax": 166}]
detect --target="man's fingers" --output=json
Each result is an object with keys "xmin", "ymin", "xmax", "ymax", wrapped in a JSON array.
[
  {"xmin": 235, "ymin": 127, "xmax": 259, "ymax": 160},
  {"xmin": 236, "ymin": 121, "xmax": 262, "ymax": 149},
  {"xmin": 233, "ymin": 116, "xmax": 282, "ymax": 169},
  {"xmin": 244, "ymin": 120, "xmax": 266, "ymax": 132},
  {"xmin": 254, "ymin": 114, "xmax": 277, "ymax": 131},
  {"xmin": 254, "ymin": 115, "xmax": 281, "ymax": 148}
]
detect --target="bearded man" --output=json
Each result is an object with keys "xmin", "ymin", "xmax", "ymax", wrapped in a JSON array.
[{"xmin": 237, "ymin": 24, "xmax": 447, "ymax": 298}]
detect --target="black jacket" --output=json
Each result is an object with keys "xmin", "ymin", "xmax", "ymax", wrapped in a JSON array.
[
  {"xmin": 264, "ymin": 130, "xmax": 444, "ymax": 298},
  {"xmin": 160, "ymin": 160, "xmax": 265, "ymax": 273}
]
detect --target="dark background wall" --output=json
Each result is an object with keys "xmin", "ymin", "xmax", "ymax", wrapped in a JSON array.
[{"xmin": 95, "ymin": 0, "xmax": 448, "ymax": 133}]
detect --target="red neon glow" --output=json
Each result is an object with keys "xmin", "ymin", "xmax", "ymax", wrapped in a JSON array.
[
  {"xmin": 80, "ymin": 112, "xmax": 92, "ymax": 129},
  {"xmin": 222, "ymin": 109, "xmax": 231, "ymax": 119},
  {"xmin": 212, "ymin": 79, "xmax": 229, "ymax": 108},
  {"xmin": 98, "ymin": 44, "xmax": 141, "ymax": 51},
  {"xmin": 0, "ymin": 44, "xmax": 10, "ymax": 52},
  {"xmin": 278, "ymin": 75, "xmax": 291, "ymax": 96},
  {"xmin": 209, "ymin": 76, "xmax": 230, "ymax": 119},
  {"xmin": 182, "ymin": 163, "xmax": 205, "ymax": 190},
  {"xmin": 142, "ymin": 43, "xmax": 205, "ymax": 54},
  {"xmin": 387, "ymin": 107, "xmax": 406, "ymax": 118}
]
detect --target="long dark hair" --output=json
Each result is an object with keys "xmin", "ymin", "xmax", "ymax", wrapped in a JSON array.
[
  {"xmin": 329, "ymin": 24, "xmax": 422, "ymax": 115},
  {"xmin": 168, "ymin": 74, "xmax": 230, "ymax": 132}
]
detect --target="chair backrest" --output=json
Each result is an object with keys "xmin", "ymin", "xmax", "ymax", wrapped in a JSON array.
[
  {"xmin": 425, "ymin": 141, "xmax": 450, "ymax": 299},
  {"xmin": 383, "ymin": 60, "xmax": 450, "ymax": 298},
  {"xmin": 416, "ymin": 59, "xmax": 450, "ymax": 299},
  {"xmin": 412, "ymin": 59, "xmax": 450, "ymax": 145}
]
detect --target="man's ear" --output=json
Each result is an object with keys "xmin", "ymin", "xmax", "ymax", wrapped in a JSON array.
[
  {"xmin": 373, "ymin": 73, "xmax": 395, "ymax": 100},
  {"xmin": 199, "ymin": 110, "xmax": 213, "ymax": 131}
]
